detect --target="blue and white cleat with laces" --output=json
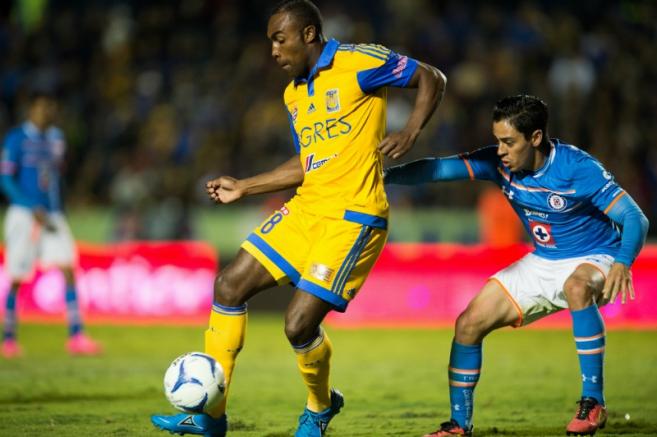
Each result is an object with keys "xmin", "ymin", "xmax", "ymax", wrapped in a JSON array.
[
  {"xmin": 151, "ymin": 412, "xmax": 227, "ymax": 437},
  {"xmin": 295, "ymin": 388, "xmax": 344, "ymax": 437}
]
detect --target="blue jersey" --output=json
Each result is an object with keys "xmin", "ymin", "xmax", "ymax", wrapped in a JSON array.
[
  {"xmin": 461, "ymin": 140, "xmax": 623, "ymax": 260},
  {"xmin": 385, "ymin": 139, "xmax": 649, "ymax": 265},
  {"xmin": 1, "ymin": 122, "xmax": 66, "ymax": 212}
]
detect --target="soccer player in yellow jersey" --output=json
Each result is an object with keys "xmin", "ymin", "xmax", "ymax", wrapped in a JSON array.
[{"xmin": 151, "ymin": 1, "xmax": 446, "ymax": 436}]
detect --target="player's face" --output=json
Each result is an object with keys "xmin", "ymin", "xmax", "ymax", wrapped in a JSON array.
[
  {"xmin": 30, "ymin": 97, "xmax": 58, "ymax": 128},
  {"xmin": 493, "ymin": 119, "xmax": 542, "ymax": 172},
  {"xmin": 267, "ymin": 12, "xmax": 313, "ymax": 78}
]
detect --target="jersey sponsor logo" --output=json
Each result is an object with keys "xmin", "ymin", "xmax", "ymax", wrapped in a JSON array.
[
  {"xmin": 601, "ymin": 180, "xmax": 615, "ymax": 193},
  {"xmin": 298, "ymin": 117, "xmax": 352, "ymax": 147},
  {"xmin": 523, "ymin": 208, "xmax": 549, "ymax": 219},
  {"xmin": 547, "ymin": 193, "xmax": 567, "ymax": 211},
  {"xmin": 307, "ymin": 102, "xmax": 316, "ymax": 114},
  {"xmin": 305, "ymin": 153, "xmax": 337, "ymax": 173},
  {"xmin": 325, "ymin": 89, "xmax": 340, "ymax": 113},
  {"xmin": 392, "ymin": 55, "xmax": 409, "ymax": 78},
  {"xmin": 529, "ymin": 221, "xmax": 556, "ymax": 247}
]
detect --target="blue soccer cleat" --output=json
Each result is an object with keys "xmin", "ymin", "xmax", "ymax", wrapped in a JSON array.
[
  {"xmin": 295, "ymin": 388, "xmax": 344, "ymax": 437},
  {"xmin": 151, "ymin": 412, "xmax": 227, "ymax": 437}
]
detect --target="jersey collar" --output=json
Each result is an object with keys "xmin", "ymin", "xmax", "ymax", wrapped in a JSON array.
[
  {"xmin": 294, "ymin": 38, "xmax": 340, "ymax": 96},
  {"xmin": 22, "ymin": 121, "xmax": 43, "ymax": 139},
  {"xmin": 532, "ymin": 140, "xmax": 556, "ymax": 178}
]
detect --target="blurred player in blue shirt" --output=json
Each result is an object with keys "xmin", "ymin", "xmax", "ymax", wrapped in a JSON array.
[
  {"xmin": 1, "ymin": 92, "xmax": 102, "ymax": 358},
  {"xmin": 385, "ymin": 95, "xmax": 649, "ymax": 437}
]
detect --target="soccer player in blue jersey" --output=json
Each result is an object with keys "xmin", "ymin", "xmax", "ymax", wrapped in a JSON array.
[
  {"xmin": 385, "ymin": 95, "xmax": 649, "ymax": 437},
  {"xmin": 0, "ymin": 92, "xmax": 102, "ymax": 358},
  {"xmin": 151, "ymin": 0, "xmax": 446, "ymax": 436}
]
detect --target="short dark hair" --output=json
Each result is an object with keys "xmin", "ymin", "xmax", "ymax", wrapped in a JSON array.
[
  {"xmin": 270, "ymin": 0, "xmax": 323, "ymax": 40},
  {"xmin": 493, "ymin": 95, "xmax": 549, "ymax": 143},
  {"xmin": 28, "ymin": 89, "xmax": 58, "ymax": 104}
]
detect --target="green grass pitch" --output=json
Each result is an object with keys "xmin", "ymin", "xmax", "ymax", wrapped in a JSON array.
[{"xmin": 1, "ymin": 315, "xmax": 656, "ymax": 436}]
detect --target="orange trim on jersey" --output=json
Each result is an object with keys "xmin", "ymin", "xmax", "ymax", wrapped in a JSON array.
[
  {"xmin": 448, "ymin": 367, "xmax": 480, "ymax": 375},
  {"xmin": 496, "ymin": 167, "xmax": 576, "ymax": 194},
  {"xmin": 579, "ymin": 262, "xmax": 608, "ymax": 280},
  {"xmin": 603, "ymin": 191, "xmax": 627, "ymax": 214},
  {"xmin": 449, "ymin": 380, "xmax": 478, "ymax": 387},
  {"xmin": 574, "ymin": 333, "xmax": 605, "ymax": 342},
  {"xmin": 460, "ymin": 156, "xmax": 475, "ymax": 180},
  {"xmin": 489, "ymin": 278, "xmax": 523, "ymax": 327}
]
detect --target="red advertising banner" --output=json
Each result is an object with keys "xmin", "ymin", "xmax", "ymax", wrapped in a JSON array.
[
  {"xmin": 0, "ymin": 242, "xmax": 217, "ymax": 324},
  {"xmin": 1, "ymin": 242, "xmax": 655, "ymax": 328},
  {"xmin": 327, "ymin": 244, "xmax": 657, "ymax": 329}
]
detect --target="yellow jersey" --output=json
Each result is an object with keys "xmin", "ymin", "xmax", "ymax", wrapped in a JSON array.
[{"xmin": 284, "ymin": 39, "xmax": 418, "ymax": 229}]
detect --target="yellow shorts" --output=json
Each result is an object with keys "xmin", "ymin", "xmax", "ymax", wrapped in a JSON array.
[{"xmin": 242, "ymin": 203, "xmax": 388, "ymax": 312}]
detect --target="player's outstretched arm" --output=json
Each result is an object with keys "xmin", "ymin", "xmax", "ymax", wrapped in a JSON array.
[
  {"xmin": 378, "ymin": 62, "xmax": 446, "ymax": 160},
  {"xmin": 384, "ymin": 155, "xmax": 473, "ymax": 185},
  {"xmin": 206, "ymin": 156, "xmax": 303, "ymax": 204},
  {"xmin": 601, "ymin": 193, "xmax": 649, "ymax": 304}
]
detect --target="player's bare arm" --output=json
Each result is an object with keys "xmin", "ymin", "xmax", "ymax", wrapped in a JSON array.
[
  {"xmin": 600, "ymin": 192, "xmax": 649, "ymax": 305},
  {"xmin": 378, "ymin": 62, "xmax": 446, "ymax": 159},
  {"xmin": 206, "ymin": 156, "xmax": 304, "ymax": 204}
]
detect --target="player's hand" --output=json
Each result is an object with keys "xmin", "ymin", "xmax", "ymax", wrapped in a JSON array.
[
  {"xmin": 32, "ymin": 208, "xmax": 57, "ymax": 232},
  {"xmin": 206, "ymin": 176, "xmax": 245, "ymax": 204},
  {"xmin": 377, "ymin": 129, "xmax": 419, "ymax": 160},
  {"xmin": 601, "ymin": 262, "xmax": 634, "ymax": 305}
]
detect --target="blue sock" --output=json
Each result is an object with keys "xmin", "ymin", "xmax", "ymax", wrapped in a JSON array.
[
  {"xmin": 3, "ymin": 286, "xmax": 19, "ymax": 341},
  {"xmin": 448, "ymin": 340, "xmax": 482, "ymax": 429},
  {"xmin": 571, "ymin": 304, "xmax": 605, "ymax": 405},
  {"xmin": 65, "ymin": 285, "xmax": 83, "ymax": 336}
]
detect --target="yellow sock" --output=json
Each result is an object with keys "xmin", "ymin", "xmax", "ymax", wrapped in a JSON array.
[
  {"xmin": 294, "ymin": 328, "xmax": 333, "ymax": 412},
  {"xmin": 204, "ymin": 303, "xmax": 247, "ymax": 418}
]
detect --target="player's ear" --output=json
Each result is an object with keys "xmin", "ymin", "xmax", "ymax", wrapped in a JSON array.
[
  {"xmin": 302, "ymin": 25, "xmax": 316, "ymax": 43},
  {"xmin": 531, "ymin": 129, "xmax": 543, "ymax": 147}
]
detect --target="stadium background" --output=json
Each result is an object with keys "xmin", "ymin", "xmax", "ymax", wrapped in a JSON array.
[{"xmin": 0, "ymin": 1, "xmax": 656, "ymax": 436}]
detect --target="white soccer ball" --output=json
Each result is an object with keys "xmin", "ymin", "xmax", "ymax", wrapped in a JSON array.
[{"xmin": 163, "ymin": 352, "xmax": 226, "ymax": 413}]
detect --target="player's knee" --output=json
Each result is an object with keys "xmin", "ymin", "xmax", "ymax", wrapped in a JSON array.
[
  {"xmin": 455, "ymin": 309, "xmax": 487, "ymax": 340},
  {"xmin": 284, "ymin": 312, "xmax": 316, "ymax": 346},
  {"xmin": 563, "ymin": 277, "xmax": 594, "ymax": 303},
  {"xmin": 213, "ymin": 272, "xmax": 245, "ymax": 306}
]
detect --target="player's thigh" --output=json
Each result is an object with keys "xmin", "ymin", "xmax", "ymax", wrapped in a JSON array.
[
  {"xmin": 459, "ymin": 279, "xmax": 522, "ymax": 333},
  {"xmin": 240, "ymin": 204, "xmax": 309, "ymax": 287},
  {"xmin": 491, "ymin": 253, "xmax": 569, "ymax": 327},
  {"xmin": 40, "ymin": 213, "xmax": 77, "ymax": 269},
  {"xmin": 296, "ymin": 219, "xmax": 387, "ymax": 313},
  {"xmin": 3, "ymin": 206, "xmax": 39, "ymax": 279}
]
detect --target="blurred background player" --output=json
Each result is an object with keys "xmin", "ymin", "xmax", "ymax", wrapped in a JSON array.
[
  {"xmin": 385, "ymin": 95, "xmax": 649, "ymax": 436},
  {"xmin": 151, "ymin": 0, "xmax": 445, "ymax": 436},
  {"xmin": 0, "ymin": 92, "xmax": 102, "ymax": 358}
]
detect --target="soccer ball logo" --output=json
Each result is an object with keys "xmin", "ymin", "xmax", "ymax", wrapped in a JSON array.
[{"xmin": 163, "ymin": 352, "xmax": 226, "ymax": 414}]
